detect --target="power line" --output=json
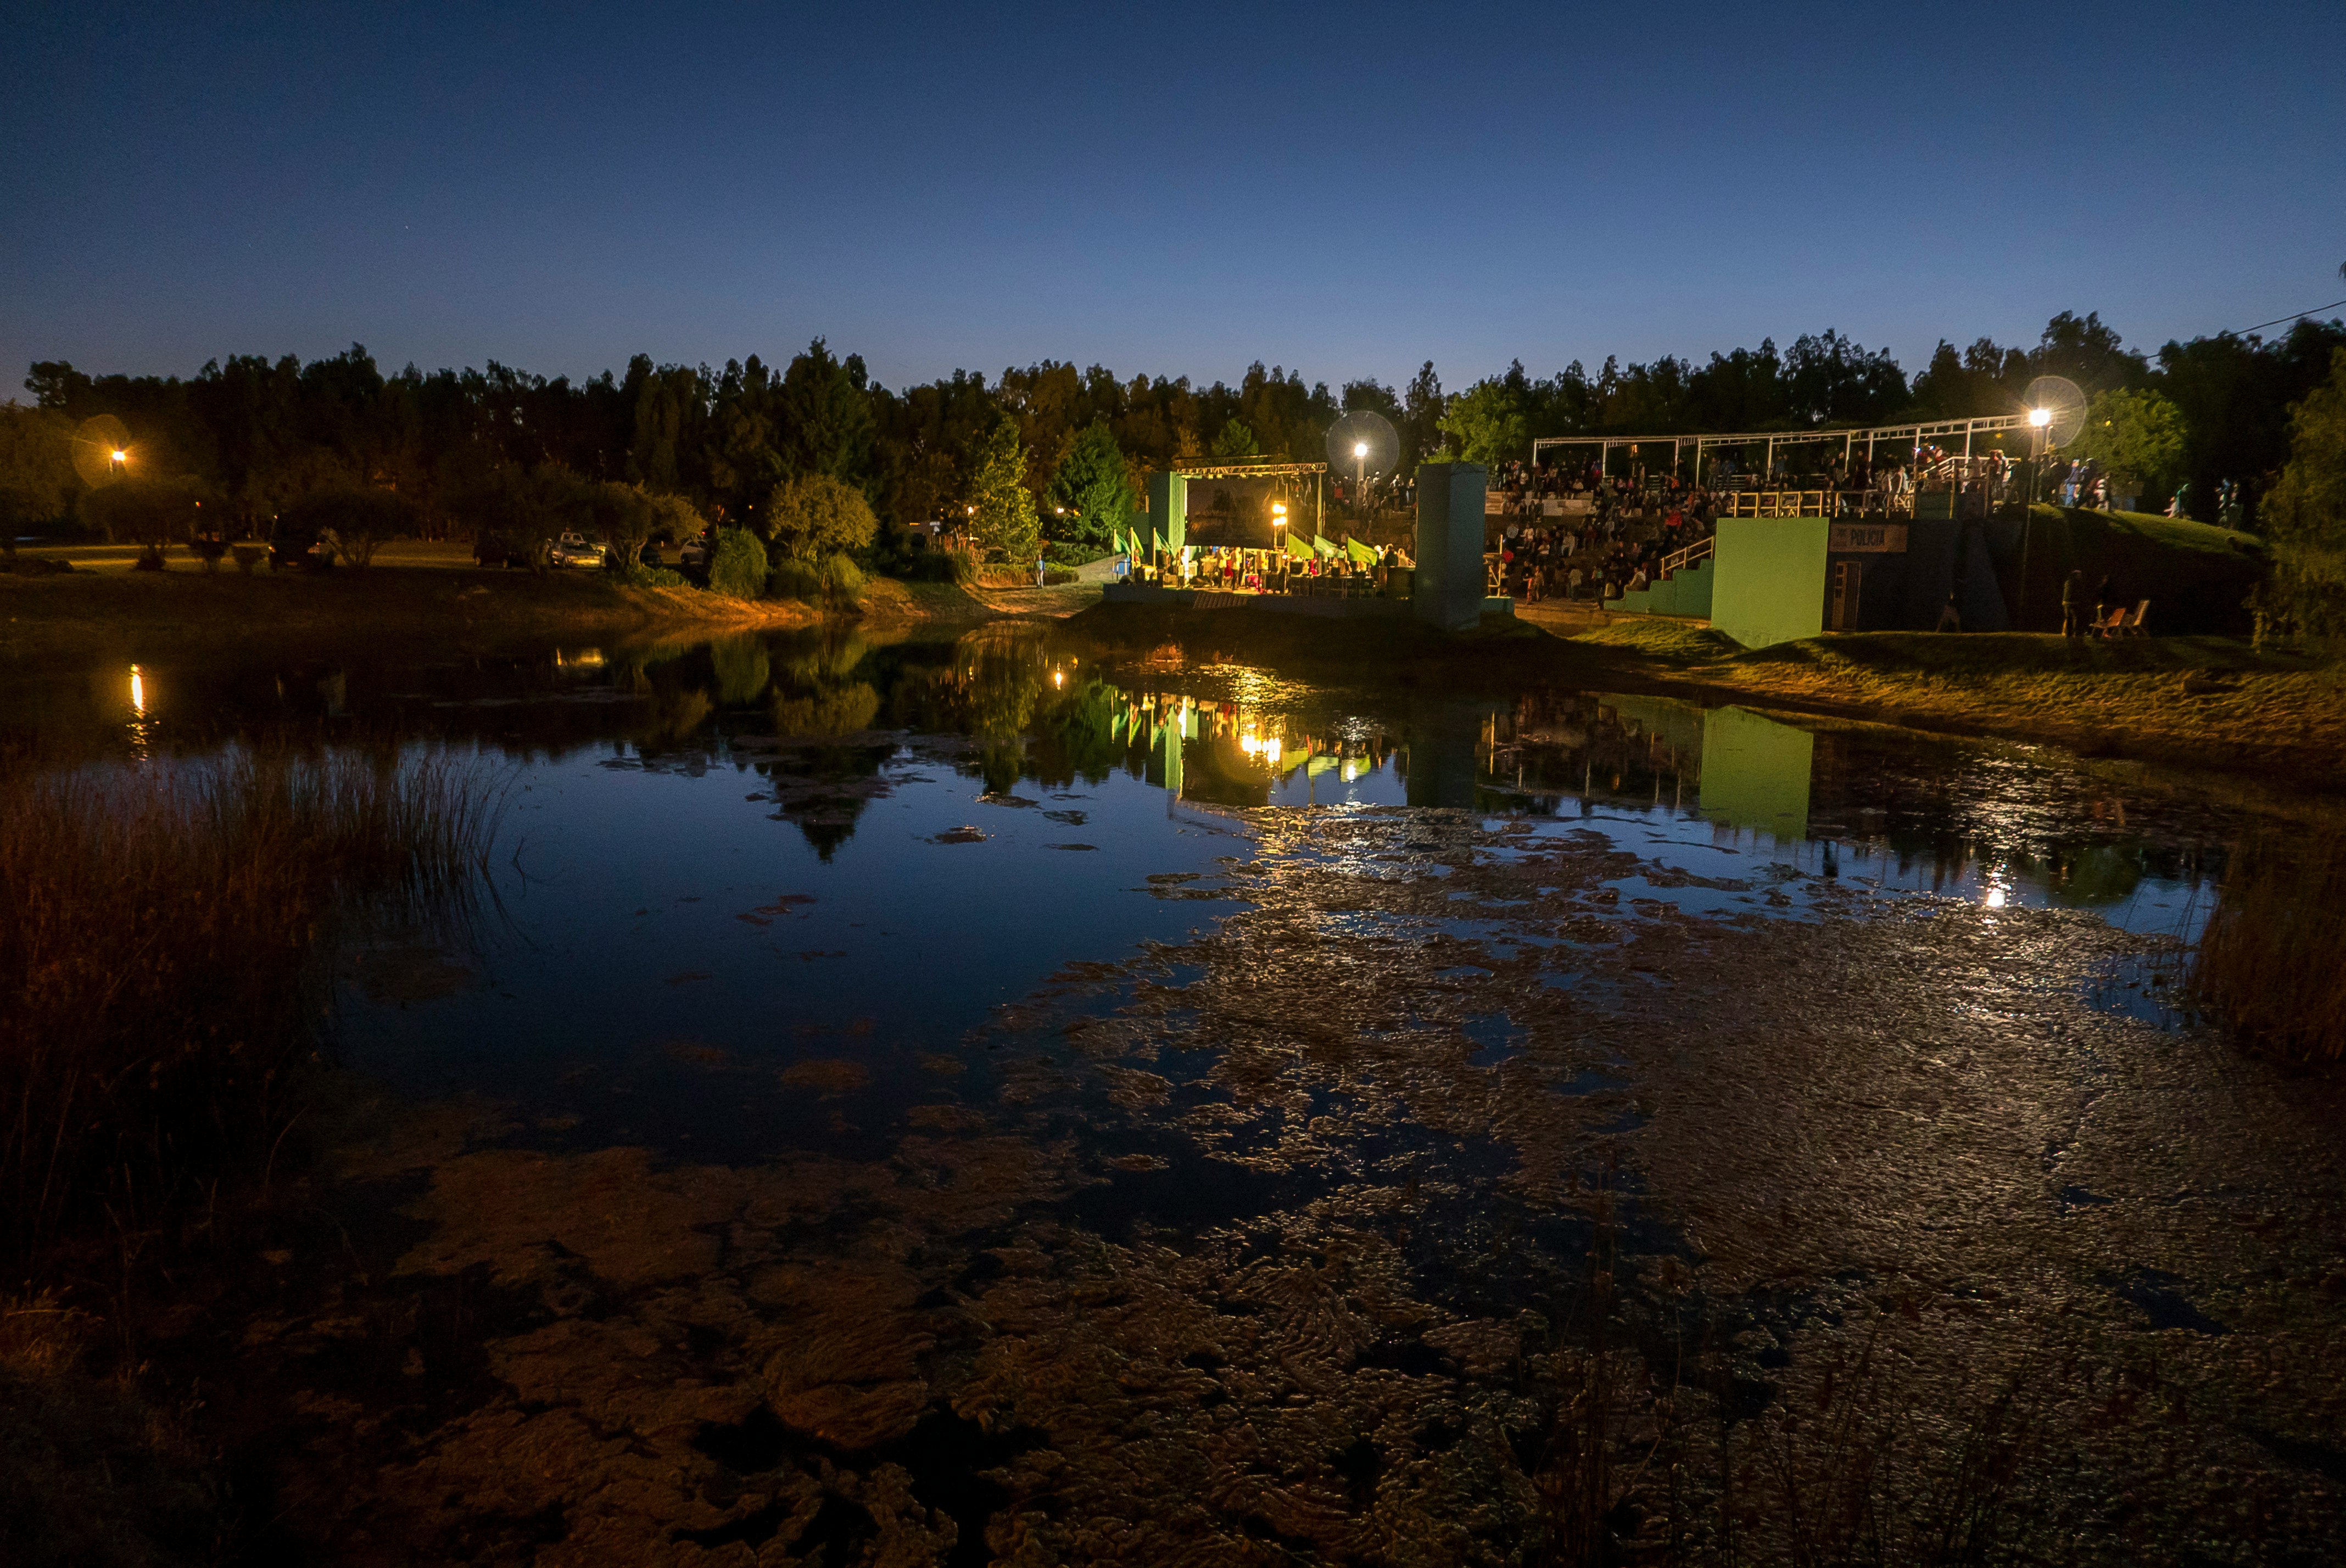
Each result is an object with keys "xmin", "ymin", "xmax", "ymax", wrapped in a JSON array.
[{"xmin": 2233, "ymin": 298, "xmax": 2346, "ymax": 337}]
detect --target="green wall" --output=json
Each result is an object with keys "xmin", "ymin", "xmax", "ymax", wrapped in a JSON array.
[
  {"xmin": 1143, "ymin": 471, "xmax": 1188, "ymax": 553},
  {"xmin": 1710, "ymin": 517, "xmax": 1827, "ymax": 648}
]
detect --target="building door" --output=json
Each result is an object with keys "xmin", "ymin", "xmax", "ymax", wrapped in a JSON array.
[{"xmin": 1829, "ymin": 561, "xmax": 1863, "ymax": 630}]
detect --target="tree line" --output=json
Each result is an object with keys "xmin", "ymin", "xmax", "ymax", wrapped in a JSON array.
[{"xmin": 2, "ymin": 310, "xmax": 2339, "ymax": 564}]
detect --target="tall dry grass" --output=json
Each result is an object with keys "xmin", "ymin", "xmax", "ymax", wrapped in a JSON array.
[
  {"xmin": 0, "ymin": 749, "xmax": 499, "ymax": 1259},
  {"xmin": 2192, "ymin": 827, "xmax": 2346, "ymax": 1065}
]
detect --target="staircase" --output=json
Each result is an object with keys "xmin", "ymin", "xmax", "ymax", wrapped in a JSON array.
[{"xmin": 1616, "ymin": 551, "xmax": 1714, "ymax": 619}]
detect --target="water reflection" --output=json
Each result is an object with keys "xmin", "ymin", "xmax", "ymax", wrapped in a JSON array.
[{"xmin": 5, "ymin": 622, "xmax": 2232, "ymax": 936}]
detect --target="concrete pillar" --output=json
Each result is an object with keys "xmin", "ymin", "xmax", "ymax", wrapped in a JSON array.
[{"xmin": 1412, "ymin": 461, "xmax": 1488, "ymax": 631}]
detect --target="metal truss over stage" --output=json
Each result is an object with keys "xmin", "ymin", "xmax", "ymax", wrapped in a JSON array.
[{"xmin": 1168, "ymin": 460, "xmax": 1330, "ymax": 480}]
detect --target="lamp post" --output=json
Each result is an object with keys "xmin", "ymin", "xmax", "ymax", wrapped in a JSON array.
[
  {"xmin": 1353, "ymin": 441, "xmax": 1368, "ymax": 518},
  {"xmin": 2027, "ymin": 405, "xmax": 2052, "ymax": 502}
]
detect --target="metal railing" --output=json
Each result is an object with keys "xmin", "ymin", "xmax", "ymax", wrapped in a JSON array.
[
  {"xmin": 1716, "ymin": 489, "xmax": 1913, "ymax": 519},
  {"xmin": 1658, "ymin": 535, "xmax": 1714, "ymax": 577}
]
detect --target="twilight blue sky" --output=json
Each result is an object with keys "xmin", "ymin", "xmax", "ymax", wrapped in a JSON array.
[{"xmin": 5, "ymin": 1, "xmax": 2342, "ymax": 395}]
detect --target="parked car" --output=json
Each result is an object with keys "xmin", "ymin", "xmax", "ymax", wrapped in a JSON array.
[
  {"xmin": 550, "ymin": 532, "xmax": 606, "ymax": 569},
  {"xmin": 473, "ymin": 530, "xmax": 533, "ymax": 568},
  {"xmin": 678, "ymin": 530, "xmax": 711, "ymax": 569},
  {"xmin": 269, "ymin": 517, "xmax": 333, "ymax": 570}
]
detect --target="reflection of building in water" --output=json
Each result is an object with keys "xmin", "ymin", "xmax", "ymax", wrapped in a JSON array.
[
  {"xmin": 1109, "ymin": 691, "xmax": 1402, "ymax": 810},
  {"xmin": 1091, "ymin": 672, "xmax": 2211, "ymax": 931},
  {"xmin": 1695, "ymin": 707, "xmax": 1813, "ymax": 842}
]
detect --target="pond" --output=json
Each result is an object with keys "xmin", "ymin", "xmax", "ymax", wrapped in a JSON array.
[{"xmin": 11, "ymin": 621, "xmax": 2343, "ymax": 1563}]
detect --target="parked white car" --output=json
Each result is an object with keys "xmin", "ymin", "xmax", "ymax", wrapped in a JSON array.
[{"xmin": 550, "ymin": 532, "xmax": 607, "ymax": 569}]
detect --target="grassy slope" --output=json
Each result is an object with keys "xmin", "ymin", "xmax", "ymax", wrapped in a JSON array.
[
  {"xmin": 1587, "ymin": 621, "xmax": 2346, "ymax": 781},
  {"xmin": 2001, "ymin": 505, "xmax": 2266, "ymax": 635}
]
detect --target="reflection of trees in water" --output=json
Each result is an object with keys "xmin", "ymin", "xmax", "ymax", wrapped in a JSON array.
[
  {"xmin": 884, "ymin": 626, "xmax": 1122, "ymax": 796},
  {"xmin": 708, "ymin": 636, "xmax": 772, "ymax": 705}
]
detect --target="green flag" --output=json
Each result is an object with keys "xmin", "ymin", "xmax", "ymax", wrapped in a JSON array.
[
  {"xmin": 1284, "ymin": 531, "xmax": 1315, "ymax": 564},
  {"xmin": 1346, "ymin": 536, "xmax": 1379, "ymax": 565},
  {"xmin": 1311, "ymin": 534, "xmax": 1339, "ymax": 558}
]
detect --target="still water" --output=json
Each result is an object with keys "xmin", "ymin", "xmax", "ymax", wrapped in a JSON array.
[{"xmin": 14, "ymin": 623, "xmax": 2341, "ymax": 1562}]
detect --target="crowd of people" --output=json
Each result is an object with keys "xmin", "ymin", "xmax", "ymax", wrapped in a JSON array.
[
  {"xmin": 1125, "ymin": 535, "xmax": 1414, "ymax": 596},
  {"xmin": 1487, "ymin": 467, "xmax": 1723, "ymax": 604}
]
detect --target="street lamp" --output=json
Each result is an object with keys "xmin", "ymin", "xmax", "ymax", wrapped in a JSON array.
[{"xmin": 1352, "ymin": 440, "xmax": 1368, "ymax": 514}]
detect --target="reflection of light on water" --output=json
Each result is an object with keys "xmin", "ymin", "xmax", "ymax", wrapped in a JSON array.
[
  {"xmin": 126, "ymin": 663, "xmax": 155, "ymax": 758},
  {"xmin": 1985, "ymin": 886, "xmax": 2007, "ymax": 909}
]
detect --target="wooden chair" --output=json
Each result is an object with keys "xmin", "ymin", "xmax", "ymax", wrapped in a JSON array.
[
  {"xmin": 2088, "ymin": 604, "xmax": 2128, "ymax": 638},
  {"xmin": 2121, "ymin": 599, "xmax": 2150, "ymax": 637}
]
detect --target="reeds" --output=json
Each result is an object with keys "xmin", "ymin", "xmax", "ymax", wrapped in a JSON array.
[
  {"xmin": 0, "ymin": 748, "xmax": 499, "ymax": 1258},
  {"xmin": 2192, "ymin": 827, "xmax": 2346, "ymax": 1065}
]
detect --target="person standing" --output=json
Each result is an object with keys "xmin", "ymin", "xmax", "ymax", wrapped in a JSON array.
[{"xmin": 2061, "ymin": 568, "xmax": 2087, "ymax": 638}]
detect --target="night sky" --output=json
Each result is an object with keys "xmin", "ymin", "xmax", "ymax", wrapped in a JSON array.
[{"xmin": 5, "ymin": 1, "xmax": 2341, "ymax": 391}]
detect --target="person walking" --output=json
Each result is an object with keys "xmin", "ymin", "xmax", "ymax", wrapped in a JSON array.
[{"xmin": 2060, "ymin": 568, "xmax": 2087, "ymax": 638}]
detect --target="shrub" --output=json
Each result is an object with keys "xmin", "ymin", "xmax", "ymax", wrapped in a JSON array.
[
  {"xmin": 82, "ymin": 478, "xmax": 203, "ymax": 568},
  {"xmin": 763, "ymin": 474, "xmax": 878, "ymax": 562},
  {"xmin": 818, "ymin": 553, "xmax": 866, "ymax": 610},
  {"xmin": 1043, "ymin": 565, "xmax": 1080, "ymax": 586},
  {"xmin": 768, "ymin": 557, "xmax": 823, "ymax": 601},
  {"xmin": 707, "ymin": 527, "xmax": 768, "ymax": 599},
  {"xmin": 279, "ymin": 487, "xmax": 419, "ymax": 569},
  {"xmin": 902, "ymin": 541, "xmax": 980, "ymax": 585},
  {"xmin": 616, "ymin": 563, "xmax": 687, "ymax": 589}
]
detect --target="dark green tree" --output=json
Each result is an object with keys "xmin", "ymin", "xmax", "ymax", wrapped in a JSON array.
[
  {"xmin": 964, "ymin": 412, "xmax": 1039, "ymax": 563},
  {"xmin": 1208, "ymin": 417, "xmax": 1258, "ymax": 461},
  {"xmin": 1401, "ymin": 362, "xmax": 1444, "ymax": 470},
  {"xmin": 0, "ymin": 404, "xmax": 76, "ymax": 554},
  {"xmin": 779, "ymin": 339, "xmax": 875, "ymax": 486},
  {"xmin": 2260, "ymin": 348, "xmax": 2346, "ymax": 636},
  {"xmin": 1044, "ymin": 420, "xmax": 1133, "ymax": 549}
]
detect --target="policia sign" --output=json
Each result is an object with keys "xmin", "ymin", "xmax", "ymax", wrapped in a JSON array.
[{"xmin": 1828, "ymin": 522, "xmax": 1908, "ymax": 553}]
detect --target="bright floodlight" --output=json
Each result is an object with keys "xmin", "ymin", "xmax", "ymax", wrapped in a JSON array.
[
  {"xmin": 72, "ymin": 414, "xmax": 133, "ymax": 489},
  {"xmin": 2021, "ymin": 376, "xmax": 2088, "ymax": 448},
  {"xmin": 1326, "ymin": 410, "xmax": 1399, "ymax": 477}
]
